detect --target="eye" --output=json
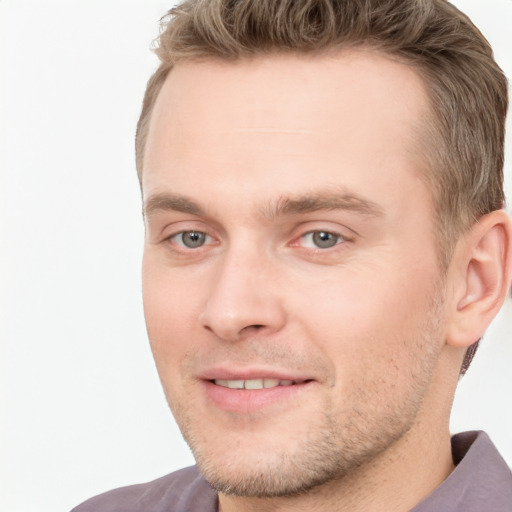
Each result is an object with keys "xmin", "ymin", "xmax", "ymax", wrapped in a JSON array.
[
  {"xmin": 299, "ymin": 230, "xmax": 345, "ymax": 249},
  {"xmin": 170, "ymin": 230, "xmax": 212, "ymax": 249}
]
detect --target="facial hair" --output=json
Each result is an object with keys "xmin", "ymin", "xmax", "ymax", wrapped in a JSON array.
[{"xmin": 163, "ymin": 290, "xmax": 445, "ymax": 498}]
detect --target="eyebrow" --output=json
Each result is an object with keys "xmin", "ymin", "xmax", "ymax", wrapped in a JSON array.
[
  {"xmin": 143, "ymin": 193, "xmax": 204, "ymax": 218},
  {"xmin": 143, "ymin": 189, "xmax": 385, "ymax": 220},
  {"xmin": 259, "ymin": 190, "xmax": 385, "ymax": 220}
]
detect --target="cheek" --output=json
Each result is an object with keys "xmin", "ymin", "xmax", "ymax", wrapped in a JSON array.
[
  {"xmin": 290, "ymin": 261, "xmax": 441, "ymax": 377},
  {"xmin": 142, "ymin": 260, "xmax": 202, "ymax": 367}
]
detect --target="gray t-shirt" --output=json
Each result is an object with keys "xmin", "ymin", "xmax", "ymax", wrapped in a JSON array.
[{"xmin": 71, "ymin": 431, "xmax": 512, "ymax": 511}]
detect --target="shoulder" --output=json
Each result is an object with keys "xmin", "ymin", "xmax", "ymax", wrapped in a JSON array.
[
  {"xmin": 412, "ymin": 431, "xmax": 512, "ymax": 512},
  {"xmin": 71, "ymin": 466, "xmax": 217, "ymax": 512}
]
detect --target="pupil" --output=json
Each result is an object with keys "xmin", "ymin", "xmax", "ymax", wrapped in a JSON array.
[
  {"xmin": 313, "ymin": 231, "xmax": 337, "ymax": 248},
  {"xmin": 182, "ymin": 231, "xmax": 205, "ymax": 248}
]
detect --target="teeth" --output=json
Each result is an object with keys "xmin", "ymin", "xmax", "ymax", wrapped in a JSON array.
[
  {"xmin": 245, "ymin": 379, "xmax": 264, "ymax": 390},
  {"xmin": 264, "ymin": 378, "xmax": 280, "ymax": 388},
  {"xmin": 213, "ymin": 379, "xmax": 296, "ymax": 389},
  {"xmin": 227, "ymin": 380, "xmax": 244, "ymax": 389}
]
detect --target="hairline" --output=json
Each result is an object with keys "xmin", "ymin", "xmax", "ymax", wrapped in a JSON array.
[{"xmin": 136, "ymin": 47, "xmax": 458, "ymax": 268}]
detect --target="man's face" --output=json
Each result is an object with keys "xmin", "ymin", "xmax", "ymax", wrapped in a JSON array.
[{"xmin": 142, "ymin": 51, "xmax": 448, "ymax": 496}]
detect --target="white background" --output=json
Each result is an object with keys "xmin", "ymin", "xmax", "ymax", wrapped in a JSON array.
[{"xmin": 0, "ymin": 1, "xmax": 511, "ymax": 511}]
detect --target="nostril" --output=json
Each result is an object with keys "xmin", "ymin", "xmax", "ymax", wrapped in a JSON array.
[{"xmin": 239, "ymin": 324, "xmax": 265, "ymax": 335}]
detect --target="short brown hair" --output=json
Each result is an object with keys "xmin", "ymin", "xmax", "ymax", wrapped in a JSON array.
[{"xmin": 135, "ymin": 0, "xmax": 508, "ymax": 371}]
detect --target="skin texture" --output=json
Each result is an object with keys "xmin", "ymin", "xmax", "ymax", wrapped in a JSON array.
[{"xmin": 141, "ymin": 51, "xmax": 510, "ymax": 512}]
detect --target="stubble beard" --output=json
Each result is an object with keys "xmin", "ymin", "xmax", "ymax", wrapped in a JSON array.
[{"xmin": 165, "ymin": 294, "xmax": 445, "ymax": 498}]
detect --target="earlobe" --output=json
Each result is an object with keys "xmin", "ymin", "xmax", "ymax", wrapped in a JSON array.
[{"xmin": 447, "ymin": 210, "xmax": 512, "ymax": 348}]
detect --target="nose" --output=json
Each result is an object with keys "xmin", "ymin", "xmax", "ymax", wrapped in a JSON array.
[{"xmin": 199, "ymin": 248, "xmax": 287, "ymax": 342}]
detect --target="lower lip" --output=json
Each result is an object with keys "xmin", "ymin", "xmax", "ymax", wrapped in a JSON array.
[{"xmin": 203, "ymin": 380, "xmax": 312, "ymax": 413}]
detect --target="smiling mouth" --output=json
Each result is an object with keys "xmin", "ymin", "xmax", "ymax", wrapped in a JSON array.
[{"xmin": 212, "ymin": 379, "xmax": 309, "ymax": 390}]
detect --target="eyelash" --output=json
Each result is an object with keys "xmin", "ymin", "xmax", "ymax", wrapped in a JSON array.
[
  {"xmin": 294, "ymin": 230, "xmax": 347, "ymax": 250},
  {"xmin": 166, "ymin": 230, "xmax": 215, "ymax": 250},
  {"xmin": 164, "ymin": 229, "xmax": 349, "ymax": 252}
]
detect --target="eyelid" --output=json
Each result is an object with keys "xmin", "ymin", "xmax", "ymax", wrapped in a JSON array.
[
  {"xmin": 296, "ymin": 230, "xmax": 346, "ymax": 249},
  {"xmin": 157, "ymin": 218, "xmax": 213, "ymax": 240},
  {"xmin": 165, "ymin": 229, "xmax": 217, "ymax": 249},
  {"xmin": 289, "ymin": 222, "xmax": 355, "ymax": 247},
  {"xmin": 155, "ymin": 218, "xmax": 220, "ymax": 252}
]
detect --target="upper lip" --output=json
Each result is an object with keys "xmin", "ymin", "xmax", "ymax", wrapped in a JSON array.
[{"xmin": 198, "ymin": 365, "xmax": 315, "ymax": 383}]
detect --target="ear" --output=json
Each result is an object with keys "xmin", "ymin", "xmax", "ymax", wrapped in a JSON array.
[{"xmin": 446, "ymin": 210, "xmax": 512, "ymax": 348}]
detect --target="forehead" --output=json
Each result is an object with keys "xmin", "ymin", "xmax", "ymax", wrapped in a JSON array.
[{"xmin": 142, "ymin": 50, "xmax": 432, "ymax": 222}]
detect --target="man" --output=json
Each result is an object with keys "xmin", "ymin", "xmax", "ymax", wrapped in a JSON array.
[{"xmin": 73, "ymin": 0, "xmax": 512, "ymax": 510}]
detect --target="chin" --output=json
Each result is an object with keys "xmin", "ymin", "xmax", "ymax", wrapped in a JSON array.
[
  {"xmin": 176, "ymin": 403, "xmax": 412, "ymax": 498},
  {"xmin": 192, "ymin": 435, "xmax": 346, "ymax": 497}
]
